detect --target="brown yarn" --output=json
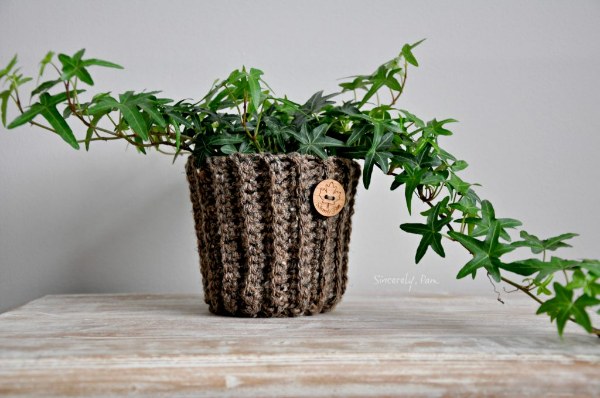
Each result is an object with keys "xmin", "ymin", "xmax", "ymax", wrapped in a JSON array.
[{"xmin": 185, "ymin": 153, "xmax": 361, "ymax": 317}]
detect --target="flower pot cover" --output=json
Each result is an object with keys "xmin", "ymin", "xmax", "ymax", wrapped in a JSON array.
[{"xmin": 185, "ymin": 153, "xmax": 361, "ymax": 317}]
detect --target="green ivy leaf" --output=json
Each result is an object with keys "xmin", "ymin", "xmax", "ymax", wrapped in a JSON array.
[
  {"xmin": 512, "ymin": 231, "xmax": 578, "ymax": 254},
  {"xmin": 220, "ymin": 144, "xmax": 236, "ymax": 154},
  {"xmin": 38, "ymin": 93, "xmax": 79, "ymax": 149},
  {"xmin": 169, "ymin": 116, "xmax": 181, "ymax": 150},
  {"xmin": 220, "ymin": 140, "xmax": 254, "ymax": 155},
  {"xmin": 166, "ymin": 110, "xmax": 193, "ymax": 130},
  {"xmin": 424, "ymin": 118, "xmax": 457, "ymax": 137},
  {"xmin": 346, "ymin": 124, "xmax": 370, "ymax": 146},
  {"xmin": 7, "ymin": 91, "xmax": 82, "ymax": 149},
  {"xmin": 38, "ymin": 51, "xmax": 54, "ymax": 78},
  {"xmin": 7, "ymin": 104, "xmax": 44, "ymax": 128},
  {"xmin": 578, "ymin": 259, "xmax": 600, "ymax": 277},
  {"xmin": 470, "ymin": 200, "xmax": 522, "ymax": 241},
  {"xmin": 209, "ymin": 133, "xmax": 246, "ymax": 146},
  {"xmin": 89, "ymin": 91, "xmax": 171, "ymax": 140},
  {"xmin": 435, "ymin": 148, "xmax": 457, "ymax": 163},
  {"xmin": 263, "ymin": 116, "xmax": 293, "ymax": 150},
  {"xmin": 400, "ymin": 197, "xmax": 451, "ymax": 263},
  {"xmin": 362, "ymin": 122, "xmax": 393, "ymax": 188},
  {"xmin": 535, "ymin": 257, "xmax": 581, "ymax": 281},
  {"xmin": 133, "ymin": 134, "xmax": 146, "ymax": 154},
  {"xmin": 449, "ymin": 220, "xmax": 515, "ymax": 282},
  {"xmin": 0, "ymin": 55, "xmax": 17, "ymax": 80},
  {"xmin": 402, "ymin": 45, "xmax": 418, "ymax": 66},
  {"xmin": 450, "ymin": 160, "xmax": 469, "ymax": 172},
  {"xmin": 58, "ymin": 49, "xmax": 123, "ymax": 86},
  {"xmin": 533, "ymin": 275, "xmax": 554, "ymax": 296},
  {"xmin": 59, "ymin": 51, "xmax": 93, "ymax": 85},
  {"xmin": 400, "ymin": 109, "xmax": 425, "ymax": 128},
  {"xmin": 358, "ymin": 66, "xmax": 386, "ymax": 107},
  {"xmin": 138, "ymin": 102, "xmax": 166, "ymax": 128},
  {"xmin": 294, "ymin": 91, "xmax": 337, "ymax": 126},
  {"xmin": 449, "ymin": 195, "xmax": 479, "ymax": 218},
  {"xmin": 420, "ymin": 171, "xmax": 446, "ymax": 186},
  {"xmin": 447, "ymin": 174, "xmax": 472, "ymax": 196},
  {"xmin": 566, "ymin": 270, "xmax": 600, "ymax": 297},
  {"xmin": 31, "ymin": 79, "xmax": 62, "ymax": 97},
  {"xmin": 415, "ymin": 144, "xmax": 442, "ymax": 169},
  {"xmin": 7, "ymin": 74, "xmax": 32, "ymax": 92},
  {"xmin": 391, "ymin": 164, "xmax": 426, "ymax": 214},
  {"xmin": 497, "ymin": 259, "xmax": 541, "ymax": 277},
  {"xmin": 0, "ymin": 90, "xmax": 10, "ymax": 126},
  {"xmin": 536, "ymin": 283, "xmax": 600, "ymax": 336},
  {"xmin": 401, "ymin": 39, "xmax": 425, "ymax": 67},
  {"xmin": 502, "ymin": 256, "xmax": 584, "ymax": 281},
  {"xmin": 339, "ymin": 75, "xmax": 369, "ymax": 92},
  {"xmin": 82, "ymin": 58, "xmax": 123, "ymax": 69},
  {"xmin": 247, "ymin": 68, "xmax": 264, "ymax": 112},
  {"xmin": 6, "ymin": 92, "xmax": 78, "ymax": 148},
  {"xmin": 118, "ymin": 101, "xmax": 148, "ymax": 140},
  {"xmin": 289, "ymin": 123, "xmax": 344, "ymax": 159}
]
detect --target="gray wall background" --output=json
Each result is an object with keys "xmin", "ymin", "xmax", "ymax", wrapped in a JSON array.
[{"xmin": 1, "ymin": 0, "xmax": 599, "ymax": 313}]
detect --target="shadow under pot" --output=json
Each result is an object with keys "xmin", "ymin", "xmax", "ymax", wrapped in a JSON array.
[{"xmin": 185, "ymin": 153, "xmax": 361, "ymax": 317}]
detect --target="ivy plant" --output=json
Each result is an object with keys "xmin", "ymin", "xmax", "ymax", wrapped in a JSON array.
[{"xmin": 1, "ymin": 43, "xmax": 599, "ymax": 337}]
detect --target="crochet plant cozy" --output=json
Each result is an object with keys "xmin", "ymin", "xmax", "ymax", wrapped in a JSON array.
[
  {"xmin": 186, "ymin": 154, "xmax": 360, "ymax": 316},
  {"xmin": 1, "ymin": 41, "xmax": 599, "ymax": 334}
]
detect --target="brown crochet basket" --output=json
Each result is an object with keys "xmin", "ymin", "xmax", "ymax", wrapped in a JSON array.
[{"xmin": 185, "ymin": 153, "xmax": 361, "ymax": 317}]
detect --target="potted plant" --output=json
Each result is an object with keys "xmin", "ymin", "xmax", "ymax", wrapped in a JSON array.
[{"xmin": 1, "ymin": 42, "xmax": 598, "ymax": 335}]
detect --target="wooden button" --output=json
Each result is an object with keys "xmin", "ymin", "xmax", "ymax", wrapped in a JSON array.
[{"xmin": 313, "ymin": 179, "xmax": 346, "ymax": 217}]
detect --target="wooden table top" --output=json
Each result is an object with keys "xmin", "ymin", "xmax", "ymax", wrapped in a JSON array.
[{"xmin": 0, "ymin": 293, "xmax": 598, "ymax": 397}]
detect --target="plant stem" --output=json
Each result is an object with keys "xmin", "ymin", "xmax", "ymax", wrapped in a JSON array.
[
  {"xmin": 501, "ymin": 276, "xmax": 543, "ymax": 305},
  {"xmin": 390, "ymin": 60, "xmax": 408, "ymax": 106}
]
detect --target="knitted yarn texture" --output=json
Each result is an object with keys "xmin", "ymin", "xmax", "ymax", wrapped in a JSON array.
[{"xmin": 185, "ymin": 153, "xmax": 361, "ymax": 317}]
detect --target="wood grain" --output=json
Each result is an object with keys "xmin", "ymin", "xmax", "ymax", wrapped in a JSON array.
[{"xmin": 0, "ymin": 293, "xmax": 598, "ymax": 397}]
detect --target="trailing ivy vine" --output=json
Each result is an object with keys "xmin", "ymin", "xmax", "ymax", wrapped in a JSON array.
[{"xmin": 2, "ymin": 42, "xmax": 599, "ymax": 337}]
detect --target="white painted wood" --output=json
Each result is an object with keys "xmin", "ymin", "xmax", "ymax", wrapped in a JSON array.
[{"xmin": 0, "ymin": 293, "xmax": 598, "ymax": 397}]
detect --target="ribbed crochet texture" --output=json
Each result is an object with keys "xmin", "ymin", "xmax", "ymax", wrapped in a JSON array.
[{"xmin": 185, "ymin": 153, "xmax": 361, "ymax": 317}]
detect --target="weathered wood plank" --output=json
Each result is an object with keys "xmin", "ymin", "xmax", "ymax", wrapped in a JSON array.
[{"xmin": 0, "ymin": 293, "xmax": 598, "ymax": 397}]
